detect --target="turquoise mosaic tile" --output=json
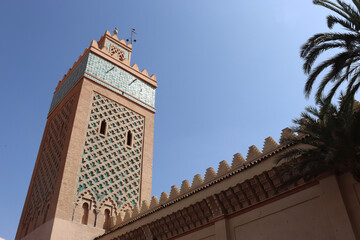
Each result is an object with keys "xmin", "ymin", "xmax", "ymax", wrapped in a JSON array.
[
  {"xmin": 49, "ymin": 52, "xmax": 155, "ymax": 114},
  {"xmin": 85, "ymin": 53, "xmax": 156, "ymax": 108},
  {"xmin": 49, "ymin": 55, "xmax": 88, "ymax": 113}
]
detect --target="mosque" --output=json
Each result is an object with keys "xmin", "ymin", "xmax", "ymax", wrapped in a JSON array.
[{"xmin": 16, "ymin": 30, "xmax": 360, "ymax": 240}]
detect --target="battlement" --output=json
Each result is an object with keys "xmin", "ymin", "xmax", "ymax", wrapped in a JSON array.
[
  {"xmin": 107, "ymin": 127, "xmax": 301, "ymax": 229},
  {"xmin": 54, "ymin": 30, "xmax": 156, "ymax": 93},
  {"xmin": 49, "ymin": 30, "xmax": 158, "ymax": 115}
]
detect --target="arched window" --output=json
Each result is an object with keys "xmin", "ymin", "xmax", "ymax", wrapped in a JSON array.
[
  {"xmin": 81, "ymin": 203, "xmax": 89, "ymax": 225},
  {"xmin": 126, "ymin": 131, "xmax": 132, "ymax": 147},
  {"xmin": 103, "ymin": 209, "xmax": 111, "ymax": 230},
  {"xmin": 100, "ymin": 120, "xmax": 107, "ymax": 135}
]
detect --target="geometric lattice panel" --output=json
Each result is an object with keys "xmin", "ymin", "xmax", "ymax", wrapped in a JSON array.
[
  {"xmin": 75, "ymin": 92, "xmax": 144, "ymax": 213},
  {"xmin": 106, "ymin": 40, "xmax": 129, "ymax": 59},
  {"xmin": 22, "ymin": 97, "xmax": 74, "ymax": 229}
]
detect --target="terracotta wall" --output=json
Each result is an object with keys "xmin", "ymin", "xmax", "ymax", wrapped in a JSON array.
[
  {"xmin": 99, "ymin": 173, "xmax": 360, "ymax": 240},
  {"xmin": 178, "ymin": 174, "xmax": 360, "ymax": 240}
]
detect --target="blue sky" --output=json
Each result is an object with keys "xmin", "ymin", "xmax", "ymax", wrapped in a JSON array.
[{"xmin": 0, "ymin": 1, "xmax": 331, "ymax": 239}]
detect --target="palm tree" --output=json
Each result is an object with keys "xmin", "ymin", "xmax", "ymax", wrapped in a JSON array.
[
  {"xmin": 276, "ymin": 96, "xmax": 360, "ymax": 183},
  {"xmin": 301, "ymin": 0, "xmax": 360, "ymax": 104}
]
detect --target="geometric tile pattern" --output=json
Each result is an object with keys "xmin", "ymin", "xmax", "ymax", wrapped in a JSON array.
[
  {"xmin": 22, "ymin": 97, "xmax": 74, "ymax": 229},
  {"xmin": 49, "ymin": 50, "xmax": 156, "ymax": 115},
  {"xmin": 75, "ymin": 92, "xmax": 144, "ymax": 213},
  {"xmin": 49, "ymin": 55, "xmax": 88, "ymax": 113},
  {"xmin": 85, "ymin": 53, "xmax": 156, "ymax": 109}
]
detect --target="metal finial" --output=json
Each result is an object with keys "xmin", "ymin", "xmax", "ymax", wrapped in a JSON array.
[
  {"xmin": 126, "ymin": 28, "xmax": 137, "ymax": 44},
  {"xmin": 113, "ymin": 27, "xmax": 118, "ymax": 35}
]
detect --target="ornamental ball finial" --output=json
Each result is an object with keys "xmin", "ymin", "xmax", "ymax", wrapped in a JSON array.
[{"xmin": 113, "ymin": 27, "xmax": 118, "ymax": 35}]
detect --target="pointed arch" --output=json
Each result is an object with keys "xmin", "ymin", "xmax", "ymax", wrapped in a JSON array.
[
  {"xmin": 81, "ymin": 202, "xmax": 89, "ymax": 225},
  {"xmin": 103, "ymin": 208, "xmax": 111, "ymax": 230}
]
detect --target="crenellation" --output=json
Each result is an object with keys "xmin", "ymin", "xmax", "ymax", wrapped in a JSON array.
[
  {"xmin": 232, "ymin": 153, "xmax": 246, "ymax": 169},
  {"xmin": 123, "ymin": 209, "xmax": 132, "ymax": 222},
  {"xmin": 150, "ymin": 74, "xmax": 157, "ymax": 80},
  {"xmin": 141, "ymin": 69, "xmax": 149, "ymax": 77},
  {"xmin": 55, "ymin": 80, "xmax": 62, "ymax": 92},
  {"xmin": 66, "ymin": 68, "xmax": 71, "ymax": 78},
  {"xmin": 180, "ymin": 180, "xmax": 191, "ymax": 194},
  {"xmin": 90, "ymin": 40, "xmax": 99, "ymax": 48},
  {"xmin": 131, "ymin": 205, "xmax": 140, "ymax": 218},
  {"xmin": 149, "ymin": 196, "xmax": 159, "ymax": 209},
  {"xmin": 159, "ymin": 192, "xmax": 169, "ymax": 204},
  {"xmin": 115, "ymin": 212, "xmax": 124, "ymax": 225},
  {"xmin": 54, "ymin": 48, "xmax": 89, "ymax": 93},
  {"xmin": 246, "ymin": 145, "xmax": 262, "ymax": 161},
  {"xmin": 169, "ymin": 185, "xmax": 180, "ymax": 200},
  {"xmin": 217, "ymin": 160, "xmax": 231, "ymax": 176},
  {"xmin": 262, "ymin": 137, "xmax": 279, "ymax": 154},
  {"xmin": 204, "ymin": 167, "xmax": 217, "ymax": 182},
  {"xmin": 191, "ymin": 174, "xmax": 204, "ymax": 188},
  {"xmin": 53, "ymin": 31, "xmax": 157, "ymax": 101},
  {"xmin": 140, "ymin": 200, "xmax": 149, "ymax": 214},
  {"xmin": 279, "ymin": 127, "xmax": 297, "ymax": 145},
  {"xmin": 131, "ymin": 63, "xmax": 139, "ymax": 71}
]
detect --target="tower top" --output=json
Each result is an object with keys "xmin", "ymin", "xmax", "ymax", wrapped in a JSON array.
[
  {"xmin": 50, "ymin": 30, "xmax": 157, "ymax": 114},
  {"xmin": 101, "ymin": 29, "xmax": 133, "ymax": 57}
]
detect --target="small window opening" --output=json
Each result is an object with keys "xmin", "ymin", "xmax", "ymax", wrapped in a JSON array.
[
  {"xmin": 81, "ymin": 203, "xmax": 89, "ymax": 225},
  {"xmin": 126, "ymin": 131, "xmax": 132, "ymax": 147},
  {"xmin": 100, "ymin": 120, "xmax": 107, "ymax": 135},
  {"xmin": 103, "ymin": 209, "xmax": 111, "ymax": 230}
]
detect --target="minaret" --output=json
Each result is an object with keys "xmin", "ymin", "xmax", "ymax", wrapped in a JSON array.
[{"xmin": 16, "ymin": 30, "xmax": 157, "ymax": 240}]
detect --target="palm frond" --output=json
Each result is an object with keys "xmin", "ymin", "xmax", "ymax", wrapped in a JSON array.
[
  {"xmin": 352, "ymin": 0, "xmax": 360, "ymax": 13},
  {"xmin": 301, "ymin": 0, "xmax": 360, "ymax": 102},
  {"xmin": 327, "ymin": 15, "xmax": 357, "ymax": 31},
  {"xmin": 303, "ymin": 42, "xmax": 347, "ymax": 73},
  {"xmin": 275, "ymin": 96, "xmax": 360, "ymax": 186},
  {"xmin": 314, "ymin": 0, "xmax": 352, "ymax": 20}
]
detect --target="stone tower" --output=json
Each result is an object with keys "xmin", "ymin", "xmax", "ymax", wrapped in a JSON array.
[{"xmin": 15, "ymin": 31, "xmax": 157, "ymax": 240}]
